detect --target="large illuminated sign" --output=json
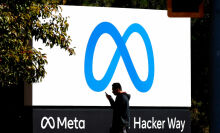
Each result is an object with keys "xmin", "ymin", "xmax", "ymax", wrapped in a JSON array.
[{"xmin": 33, "ymin": 6, "xmax": 191, "ymax": 107}]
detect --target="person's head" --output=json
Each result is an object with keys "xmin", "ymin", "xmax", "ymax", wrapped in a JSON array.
[{"xmin": 112, "ymin": 82, "xmax": 122, "ymax": 95}]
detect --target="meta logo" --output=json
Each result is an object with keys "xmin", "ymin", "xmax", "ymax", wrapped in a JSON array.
[
  {"xmin": 84, "ymin": 22, "xmax": 154, "ymax": 92},
  {"xmin": 41, "ymin": 116, "xmax": 85, "ymax": 130}
]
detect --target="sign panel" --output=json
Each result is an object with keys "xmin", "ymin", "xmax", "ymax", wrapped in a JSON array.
[
  {"xmin": 33, "ymin": 6, "xmax": 191, "ymax": 106},
  {"xmin": 33, "ymin": 108, "xmax": 191, "ymax": 133}
]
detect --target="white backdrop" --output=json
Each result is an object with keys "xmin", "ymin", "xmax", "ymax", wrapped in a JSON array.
[{"xmin": 33, "ymin": 6, "xmax": 191, "ymax": 107}]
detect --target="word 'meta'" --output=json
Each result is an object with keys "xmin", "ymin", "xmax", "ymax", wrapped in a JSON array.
[{"xmin": 41, "ymin": 116, "xmax": 85, "ymax": 130}]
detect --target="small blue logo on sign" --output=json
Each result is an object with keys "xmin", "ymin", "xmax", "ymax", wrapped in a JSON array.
[{"xmin": 84, "ymin": 22, "xmax": 154, "ymax": 92}]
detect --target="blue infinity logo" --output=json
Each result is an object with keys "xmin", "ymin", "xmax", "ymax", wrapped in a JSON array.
[{"xmin": 84, "ymin": 22, "xmax": 154, "ymax": 92}]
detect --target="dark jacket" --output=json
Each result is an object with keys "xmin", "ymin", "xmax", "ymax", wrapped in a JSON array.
[{"xmin": 108, "ymin": 92, "xmax": 131, "ymax": 130}]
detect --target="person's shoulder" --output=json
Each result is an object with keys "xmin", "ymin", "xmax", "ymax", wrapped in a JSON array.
[{"xmin": 121, "ymin": 93, "xmax": 131, "ymax": 100}]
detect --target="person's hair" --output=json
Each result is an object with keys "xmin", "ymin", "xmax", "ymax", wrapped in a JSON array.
[{"xmin": 112, "ymin": 82, "xmax": 122, "ymax": 90}]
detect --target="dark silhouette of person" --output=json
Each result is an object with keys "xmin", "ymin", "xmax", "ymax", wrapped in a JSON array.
[{"xmin": 106, "ymin": 83, "xmax": 131, "ymax": 133}]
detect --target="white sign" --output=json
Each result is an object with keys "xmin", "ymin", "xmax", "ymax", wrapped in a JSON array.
[{"xmin": 33, "ymin": 6, "xmax": 191, "ymax": 107}]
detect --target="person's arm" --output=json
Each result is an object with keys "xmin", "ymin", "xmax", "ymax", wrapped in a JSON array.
[
  {"xmin": 108, "ymin": 96, "xmax": 115, "ymax": 108},
  {"xmin": 106, "ymin": 92, "xmax": 115, "ymax": 108}
]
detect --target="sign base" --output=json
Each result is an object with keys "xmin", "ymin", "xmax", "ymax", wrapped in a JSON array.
[{"xmin": 33, "ymin": 107, "xmax": 190, "ymax": 133}]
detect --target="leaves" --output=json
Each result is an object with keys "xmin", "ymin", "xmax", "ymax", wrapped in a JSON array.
[{"xmin": 0, "ymin": 0, "xmax": 75, "ymax": 88}]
